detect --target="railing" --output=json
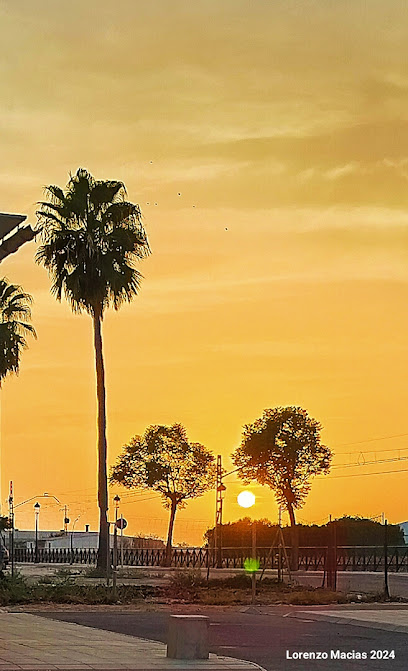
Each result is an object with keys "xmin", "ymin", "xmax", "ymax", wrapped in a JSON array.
[
  {"xmin": 334, "ymin": 546, "xmax": 408, "ymax": 572},
  {"xmin": 14, "ymin": 547, "xmax": 98, "ymax": 564},
  {"xmin": 10, "ymin": 545, "xmax": 408, "ymax": 571}
]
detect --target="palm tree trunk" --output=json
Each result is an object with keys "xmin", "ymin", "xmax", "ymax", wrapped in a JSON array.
[
  {"xmin": 93, "ymin": 306, "xmax": 109, "ymax": 573},
  {"xmin": 287, "ymin": 503, "xmax": 299, "ymax": 571},
  {"xmin": 164, "ymin": 498, "xmax": 177, "ymax": 567}
]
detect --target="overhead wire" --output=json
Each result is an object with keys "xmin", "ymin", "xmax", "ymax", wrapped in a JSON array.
[
  {"xmin": 331, "ymin": 455, "xmax": 408, "ymax": 470},
  {"xmin": 332, "ymin": 432, "xmax": 408, "ymax": 447},
  {"xmin": 322, "ymin": 467, "xmax": 408, "ymax": 480}
]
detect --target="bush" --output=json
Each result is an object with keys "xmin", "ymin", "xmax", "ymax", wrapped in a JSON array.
[
  {"xmin": 0, "ymin": 568, "xmax": 154, "ymax": 605},
  {"xmin": 167, "ymin": 569, "xmax": 204, "ymax": 600},
  {"xmin": 0, "ymin": 571, "xmax": 30, "ymax": 605}
]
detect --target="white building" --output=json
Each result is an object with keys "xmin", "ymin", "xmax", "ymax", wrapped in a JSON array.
[{"xmin": 6, "ymin": 529, "xmax": 164, "ymax": 551}]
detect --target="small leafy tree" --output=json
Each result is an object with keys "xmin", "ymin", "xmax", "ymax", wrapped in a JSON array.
[
  {"xmin": 111, "ymin": 424, "xmax": 216, "ymax": 564},
  {"xmin": 232, "ymin": 406, "xmax": 332, "ymax": 568}
]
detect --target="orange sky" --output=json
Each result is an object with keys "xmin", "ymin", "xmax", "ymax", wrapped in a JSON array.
[{"xmin": 1, "ymin": 1, "xmax": 408, "ymax": 545}]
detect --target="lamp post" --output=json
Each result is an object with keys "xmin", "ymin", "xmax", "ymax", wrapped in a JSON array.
[
  {"xmin": 34, "ymin": 502, "xmax": 40, "ymax": 563},
  {"xmin": 237, "ymin": 491, "xmax": 257, "ymax": 605},
  {"xmin": 112, "ymin": 495, "xmax": 120, "ymax": 597},
  {"xmin": 70, "ymin": 516, "xmax": 80, "ymax": 564},
  {"xmin": 8, "ymin": 490, "xmax": 60, "ymax": 574}
]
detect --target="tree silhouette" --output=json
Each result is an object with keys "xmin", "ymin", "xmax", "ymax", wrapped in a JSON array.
[
  {"xmin": 111, "ymin": 424, "xmax": 216, "ymax": 565},
  {"xmin": 232, "ymin": 406, "xmax": 332, "ymax": 568},
  {"xmin": 36, "ymin": 168, "xmax": 150, "ymax": 572},
  {"xmin": 0, "ymin": 278, "xmax": 36, "ymax": 386}
]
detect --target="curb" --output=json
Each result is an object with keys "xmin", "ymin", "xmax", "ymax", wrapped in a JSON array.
[{"xmin": 289, "ymin": 610, "xmax": 408, "ymax": 634}]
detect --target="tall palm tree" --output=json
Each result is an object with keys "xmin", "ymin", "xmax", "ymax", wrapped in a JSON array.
[
  {"xmin": 36, "ymin": 168, "xmax": 150, "ymax": 571},
  {"xmin": 0, "ymin": 278, "xmax": 36, "ymax": 386}
]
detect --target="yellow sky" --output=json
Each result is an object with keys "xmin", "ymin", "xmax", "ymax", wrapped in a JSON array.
[{"xmin": 1, "ymin": 1, "xmax": 408, "ymax": 544}]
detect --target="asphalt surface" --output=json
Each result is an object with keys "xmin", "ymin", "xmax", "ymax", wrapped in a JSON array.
[{"xmin": 36, "ymin": 607, "xmax": 408, "ymax": 671}]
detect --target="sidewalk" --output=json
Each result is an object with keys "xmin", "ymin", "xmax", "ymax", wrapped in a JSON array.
[
  {"xmin": 0, "ymin": 613, "xmax": 264, "ymax": 671},
  {"xmin": 289, "ymin": 606, "xmax": 408, "ymax": 634}
]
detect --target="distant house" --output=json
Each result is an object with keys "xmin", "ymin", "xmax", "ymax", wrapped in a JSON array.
[
  {"xmin": 399, "ymin": 522, "xmax": 408, "ymax": 543},
  {"xmin": 5, "ymin": 529, "xmax": 164, "ymax": 551},
  {"xmin": 6, "ymin": 530, "xmax": 57, "ymax": 550},
  {"xmin": 46, "ymin": 532, "xmax": 165, "ymax": 551}
]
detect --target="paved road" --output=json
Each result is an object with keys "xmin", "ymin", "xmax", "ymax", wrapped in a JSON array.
[{"xmin": 37, "ymin": 607, "xmax": 408, "ymax": 671}]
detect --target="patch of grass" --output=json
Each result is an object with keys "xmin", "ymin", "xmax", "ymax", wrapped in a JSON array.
[
  {"xmin": 83, "ymin": 566, "xmax": 106, "ymax": 578},
  {"xmin": 199, "ymin": 590, "xmax": 247, "ymax": 605},
  {"xmin": 116, "ymin": 568, "xmax": 148, "ymax": 579},
  {"xmin": 30, "ymin": 583, "xmax": 155, "ymax": 605},
  {"xmin": 166, "ymin": 569, "xmax": 204, "ymax": 600},
  {"xmin": 206, "ymin": 574, "xmax": 254, "ymax": 589},
  {"xmin": 0, "ymin": 569, "xmax": 155, "ymax": 605},
  {"xmin": 37, "ymin": 568, "xmax": 77, "ymax": 587},
  {"xmin": 285, "ymin": 588, "xmax": 347, "ymax": 605},
  {"xmin": 158, "ymin": 571, "xmax": 351, "ymax": 606},
  {"xmin": 0, "ymin": 571, "xmax": 30, "ymax": 605},
  {"xmin": 0, "ymin": 567, "xmax": 375, "ymax": 606}
]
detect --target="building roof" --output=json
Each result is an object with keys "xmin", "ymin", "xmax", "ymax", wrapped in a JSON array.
[{"xmin": 0, "ymin": 213, "xmax": 27, "ymax": 239}]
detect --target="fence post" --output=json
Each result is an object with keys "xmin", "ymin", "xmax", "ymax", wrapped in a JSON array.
[
  {"xmin": 384, "ymin": 520, "xmax": 390, "ymax": 599},
  {"xmin": 326, "ymin": 522, "xmax": 337, "ymax": 590}
]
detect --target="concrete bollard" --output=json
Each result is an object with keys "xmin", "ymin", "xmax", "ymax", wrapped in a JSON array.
[{"xmin": 167, "ymin": 615, "xmax": 210, "ymax": 659}]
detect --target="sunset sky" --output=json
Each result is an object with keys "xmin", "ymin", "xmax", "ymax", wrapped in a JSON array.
[{"xmin": 1, "ymin": 0, "xmax": 408, "ymax": 545}]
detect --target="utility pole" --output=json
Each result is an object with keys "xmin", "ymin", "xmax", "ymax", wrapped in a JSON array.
[
  {"xmin": 215, "ymin": 455, "xmax": 225, "ymax": 568},
  {"xmin": 62, "ymin": 505, "xmax": 69, "ymax": 534}
]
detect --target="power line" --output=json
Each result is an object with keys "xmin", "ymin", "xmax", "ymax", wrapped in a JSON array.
[
  {"xmin": 331, "ymin": 455, "xmax": 408, "ymax": 470},
  {"xmin": 323, "ymin": 467, "xmax": 408, "ymax": 480},
  {"xmin": 120, "ymin": 494, "xmax": 161, "ymax": 505},
  {"xmin": 344, "ymin": 445, "xmax": 408, "ymax": 455},
  {"xmin": 333, "ymin": 432, "xmax": 408, "ymax": 448}
]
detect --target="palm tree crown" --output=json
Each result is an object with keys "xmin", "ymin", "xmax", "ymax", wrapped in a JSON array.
[
  {"xmin": 35, "ymin": 168, "xmax": 150, "ymax": 315},
  {"xmin": 0, "ymin": 278, "xmax": 36, "ymax": 386}
]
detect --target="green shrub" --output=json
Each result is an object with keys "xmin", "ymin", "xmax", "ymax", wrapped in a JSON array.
[
  {"xmin": 0, "ymin": 571, "xmax": 31, "ymax": 605},
  {"xmin": 167, "ymin": 569, "xmax": 204, "ymax": 599}
]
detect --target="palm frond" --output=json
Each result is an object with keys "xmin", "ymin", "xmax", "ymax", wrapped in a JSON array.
[
  {"xmin": 90, "ymin": 181, "xmax": 125, "ymax": 209},
  {"xmin": 43, "ymin": 184, "xmax": 65, "ymax": 203},
  {"xmin": 0, "ymin": 277, "xmax": 36, "ymax": 385}
]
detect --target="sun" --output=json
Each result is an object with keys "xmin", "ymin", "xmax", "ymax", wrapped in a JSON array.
[{"xmin": 237, "ymin": 491, "xmax": 255, "ymax": 508}]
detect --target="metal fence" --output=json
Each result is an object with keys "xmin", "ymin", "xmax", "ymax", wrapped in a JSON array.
[{"xmin": 12, "ymin": 545, "xmax": 408, "ymax": 571}]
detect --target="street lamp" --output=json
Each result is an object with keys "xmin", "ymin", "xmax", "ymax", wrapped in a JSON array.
[
  {"xmin": 70, "ymin": 516, "xmax": 81, "ymax": 564},
  {"xmin": 237, "ymin": 490, "xmax": 258, "ymax": 604},
  {"xmin": 34, "ymin": 502, "xmax": 40, "ymax": 563},
  {"xmin": 8, "ymin": 490, "xmax": 60, "ymax": 575},
  {"xmin": 112, "ymin": 495, "xmax": 120, "ymax": 595}
]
